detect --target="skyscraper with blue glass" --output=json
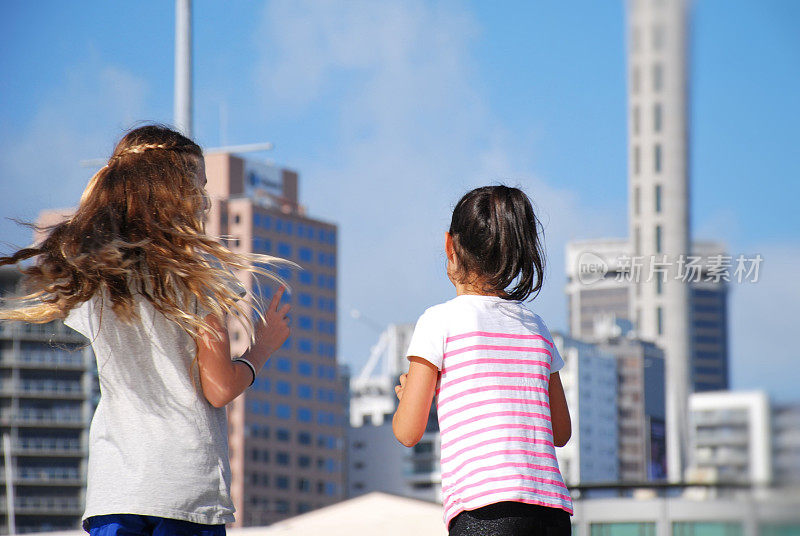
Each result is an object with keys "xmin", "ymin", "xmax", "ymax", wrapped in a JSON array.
[{"xmin": 204, "ymin": 152, "xmax": 345, "ymax": 527}]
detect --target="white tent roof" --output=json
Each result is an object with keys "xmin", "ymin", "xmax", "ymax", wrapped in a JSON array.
[
  {"xmin": 36, "ymin": 492, "xmax": 446, "ymax": 536},
  {"xmin": 236, "ymin": 493, "xmax": 446, "ymax": 536}
]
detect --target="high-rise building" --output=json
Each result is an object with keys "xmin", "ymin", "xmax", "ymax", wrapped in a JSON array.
[
  {"xmin": 347, "ymin": 324, "xmax": 440, "ymax": 503},
  {"xmin": 552, "ymin": 332, "xmax": 619, "ymax": 485},
  {"xmin": 687, "ymin": 391, "xmax": 772, "ymax": 486},
  {"xmin": 0, "ymin": 267, "xmax": 95, "ymax": 533},
  {"xmin": 349, "ymin": 324, "xmax": 413, "ymax": 429},
  {"xmin": 626, "ymin": 0, "xmax": 692, "ymax": 482},
  {"xmin": 772, "ymin": 402, "xmax": 800, "ymax": 488},
  {"xmin": 203, "ymin": 152, "xmax": 345, "ymax": 526},
  {"xmin": 566, "ymin": 239, "xmax": 729, "ymax": 394},
  {"xmin": 594, "ymin": 324, "xmax": 666, "ymax": 483}
]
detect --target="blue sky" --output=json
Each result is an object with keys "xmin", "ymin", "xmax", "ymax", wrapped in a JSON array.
[{"xmin": 1, "ymin": 1, "xmax": 798, "ymax": 400}]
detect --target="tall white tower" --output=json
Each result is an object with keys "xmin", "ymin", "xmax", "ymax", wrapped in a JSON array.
[
  {"xmin": 626, "ymin": 0, "xmax": 692, "ymax": 482},
  {"xmin": 174, "ymin": 0, "xmax": 192, "ymax": 136}
]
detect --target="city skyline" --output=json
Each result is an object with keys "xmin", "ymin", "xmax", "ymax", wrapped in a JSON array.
[{"xmin": 1, "ymin": 1, "xmax": 798, "ymax": 400}]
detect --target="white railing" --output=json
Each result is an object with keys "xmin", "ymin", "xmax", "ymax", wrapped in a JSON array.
[
  {"xmin": 16, "ymin": 437, "xmax": 82, "ymax": 452},
  {"xmin": 0, "ymin": 467, "xmax": 82, "ymax": 482},
  {"xmin": 0, "ymin": 379, "xmax": 83, "ymax": 395},
  {"xmin": 0, "ymin": 408, "xmax": 84, "ymax": 424},
  {"xmin": 0, "ymin": 350, "xmax": 86, "ymax": 368}
]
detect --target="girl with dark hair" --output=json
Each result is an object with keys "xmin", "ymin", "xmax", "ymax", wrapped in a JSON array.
[
  {"xmin": 0, "ymin": 125, "xmax": 292, "ymax": 535},
  {"xmin": 393, "ymin": 185, "xmax": 573, "ymax": 535}
]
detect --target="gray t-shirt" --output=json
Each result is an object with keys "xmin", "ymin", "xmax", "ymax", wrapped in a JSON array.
[{"xmin": 65, "ymin": 293, "xmax": 235, "ymax": 526}]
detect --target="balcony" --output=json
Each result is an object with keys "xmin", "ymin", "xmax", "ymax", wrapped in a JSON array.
[
  {"xmin": 7, "ymin": 437, "xmax": 86, "ymax": 457},
  {"xmin": 694, "ymin": 430, "xmax": 749, "ymax": 447},
  {"xmin": 0, "ymin": 350, "xmax": 87, "ymax": 370},
  {"xmin": 0, "ymin": 321, "xmax": 85, "ymax": 342},
  {"xmin": 0, "ymin": 495, "xmax": 82, "ymax": 514},
  {"xmin": 0, "ymin": 379, "xmax": 85, "ymax": 400},
  {"xmin": 0, "ymin": 408, "xmax": 85, "ymax": 427},
  {"xmin": 0, "ymin": 467, "xmax": 83, "ymax": 485}
]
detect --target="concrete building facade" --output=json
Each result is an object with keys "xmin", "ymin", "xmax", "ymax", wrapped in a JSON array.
[
  {"xmin": 566, "ymin": 238, "xmax": 729, "ymax": 394},
  {"xmin": 595, "ymin": 331, "xmax": 667, "ymax": 483},
  {"xmin": 553, "ymin": 332, "xmax": 619, "ymax": 485},
  {"xmin": 687, "ymin": 391, "xmax": 772, "ymax": 486},
  {"xmin": 0, "ymin": 267, "xmax": 95, "ymax": 533},
  {"xmin": 626, "ymin": 0, "xmax": 692, "ymax": 481},
  {"xmin": 204, "ymin": 152, "xmax": 346, "ymax": 526},
  {"xmin": 772, "ymin": 402, "xmax": 800, "ymax": 488},
  {"xmin": 347, "ymin": 324, "xmax": 441, "ymax": 503}
]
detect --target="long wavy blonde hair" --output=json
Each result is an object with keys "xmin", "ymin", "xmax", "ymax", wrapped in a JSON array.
[{"xmin": 0, "ymin": 124, "xmax": 289, "ymax": 340}]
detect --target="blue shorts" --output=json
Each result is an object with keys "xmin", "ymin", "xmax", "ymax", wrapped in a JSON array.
[{"xmin": 86, "ymin": 514, "xmax": 226, "ymax": 536}]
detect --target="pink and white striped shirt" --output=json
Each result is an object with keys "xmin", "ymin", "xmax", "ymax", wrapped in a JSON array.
[{"xmin": 406, "ymin": 295, "xmax": 573, "ymax": 528}]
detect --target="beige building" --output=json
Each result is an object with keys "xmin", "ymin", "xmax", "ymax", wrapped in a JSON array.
[{"xmin": 204, "ymin": 152, "xmax": 345, "ymax": 526}]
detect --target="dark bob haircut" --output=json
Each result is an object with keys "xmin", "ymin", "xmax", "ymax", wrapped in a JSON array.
[{"xmin": 448, "ymin": 185, "xmax": 546, "ymax": 301}]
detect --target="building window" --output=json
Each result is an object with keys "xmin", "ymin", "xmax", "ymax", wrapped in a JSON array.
[
  {"xmin": 276, "ymin": 475, "xmax": 290, "ymax": 489},
  {"xmin": 654, "ymin": 144, "xmax": 662, "ymax": 173},
  {"xmin": 653, "ymin": 63, "xmax": 663, "ymax": 92},
  {"xmin": 655, "ymin": 184, "xmax": 662, "ymax": 213},
  {"xmin": 632, "ymin": 66, "xmax": 640, "ymax": 94},
  {"xmin": 298, "ymin": 431, "xmax": 312, "ymax": 445},
  {"xmin": 277, "ymin": 428, "xmax": 291, "ymax": 442},
  {"xmin": 634, "ymin": 186, "xmax": 640, "ymax": 216},
  {"xmin": 631, "ymin": 27, "xmax": 640, "ymax": 53},
  {"xmin": 276, "ymin": 381, "xmax": 291, "ymax": 396},
  {"xmin": 277, "ymin": 405, "xmax": 291, "ymax": 420},
  {"xmin": 633, "ymin": 106, "xmax": 640, "ymax": 135},
  {"xmin": 234, "ymin": 214, "xmax": 240, "ymax": 224},
  {"xmin": 656, "ymin": 277, "xmax": 663, "ymax": 295},
  {"xmin": 654, "ymin": 103, "xmax": 662, "ymax": 132},
  {"xmin": 591, "ymin": 522, "xmax": 656, "ymax": 536},
  {"xmin": 672, "ymin": 522, "xmax": 743, "ymax": 536},
  {"xmin": 634, "ymin": 226, "xmax": 641, "ymax": 255},
  {"xmin": 655, "ymin": 224, "xmax": 662, "ymax": 253},
  {"xmin": 657, "ymin": 306, "xmax": 664, "ymax": 336},
  {"xmin": 633, "ymin": 146, "xmax": 640, "ymax": 175},
  {"xmin": 298, "ymin": 384, "xmax": 312, "ymax": 399},
  {"xmin": 298, "ymin": 407, "xmax": 313, "ymax": 423},
  {"xmin": 277, "ymin": 242, "xmax": 292, "ymax": 257},
  {"xmin": 652, "ymin": 24, "xmax": 665, "ymax": 50}
]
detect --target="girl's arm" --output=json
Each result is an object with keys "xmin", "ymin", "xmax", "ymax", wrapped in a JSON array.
[
  {"xmin": 549, "ymin": 372, "xmax": 572, "ymax": 447},
  {"xmin": 195, "ymin": 287, "xmax": 291, "ymax": 408},
  {"xmin": 392, "ymin": 356, "xmax": 439, "ymax": 447}
]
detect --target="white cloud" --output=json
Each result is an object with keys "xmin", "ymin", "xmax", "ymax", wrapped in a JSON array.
[
  {"xmin": 0, "ymin": 61, "xmax": 150, "ymax": 248},
  {"xmin": 253, "ymin": 0, "xmax": 623, "ymax": 371}
]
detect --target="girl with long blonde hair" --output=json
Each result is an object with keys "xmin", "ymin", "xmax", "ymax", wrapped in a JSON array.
[{"xmin": 0, "ymin": 124, "xmax": 291, "ymax": 535}]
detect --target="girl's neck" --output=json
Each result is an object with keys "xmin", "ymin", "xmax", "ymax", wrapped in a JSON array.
[{"xmin": 454, "ymin": 281, "xmax": 502, "ymax": 297}]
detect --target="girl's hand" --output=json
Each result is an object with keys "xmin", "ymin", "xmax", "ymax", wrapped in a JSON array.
[
  {"xmin": 392, "ymin": 357, "xmax": 438, "ymax": 447},
  {"xmin": 254, "ymin": 286, "xmax": 291, "ymax": 356},
  {"xmin": 395, "ymin": 373, "xmax": 407, "ymax": 401}
]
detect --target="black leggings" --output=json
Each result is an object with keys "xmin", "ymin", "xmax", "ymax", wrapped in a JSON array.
[{"xmin": 448, "ymin": 501, "xmax": 571, "ymax": 536}]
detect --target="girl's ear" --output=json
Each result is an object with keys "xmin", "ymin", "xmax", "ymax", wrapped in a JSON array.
[{"xmin": 445, "ymin": 232, "xmax": 456, "ymax": 265}]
